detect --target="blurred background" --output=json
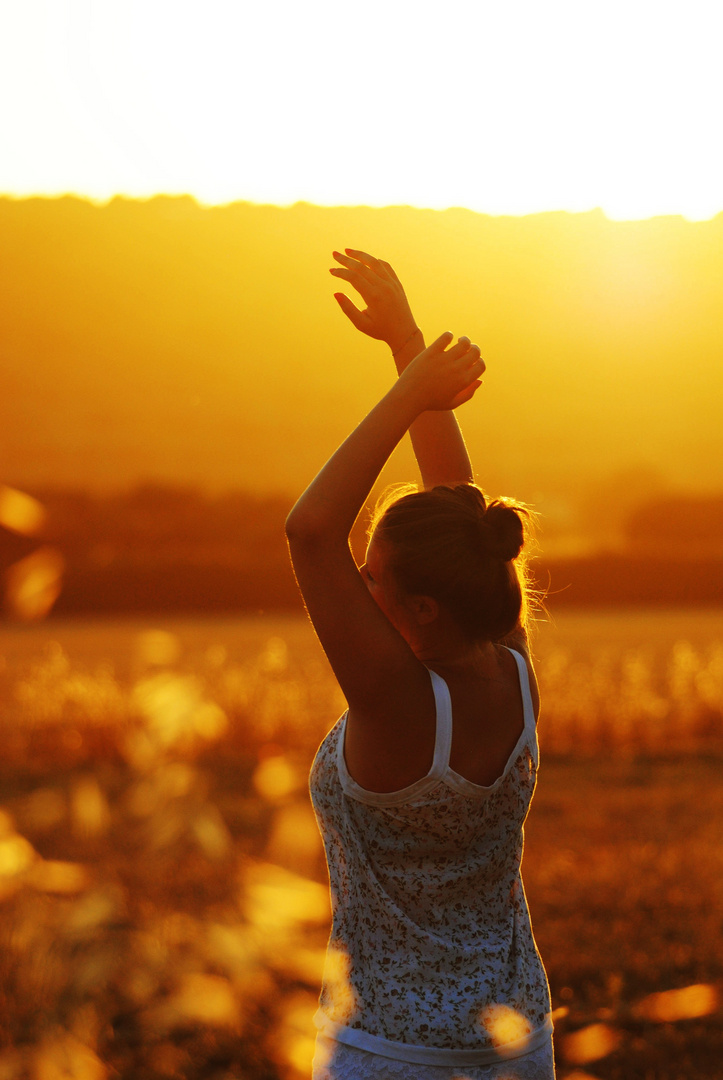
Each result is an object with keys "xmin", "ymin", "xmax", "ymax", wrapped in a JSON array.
[{"xmin": 1, "ymin": 2, "xmax": 722, "ymax": 1078}]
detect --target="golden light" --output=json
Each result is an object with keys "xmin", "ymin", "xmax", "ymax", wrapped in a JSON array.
[
  {"xmin": 278, "ymin": 990, "xmax": 324, "ymax": 1077},
  {"xmin": 34, "ymin": 1031, "xmax": 107, "ymax": 1080},
  {"xmin": 71, "ymin": 776, "xmax": 112, "ymax": 838},
  {"xmin": 4, "ymin": 547, "xmax": 64, "ymax": 622},
  {"xmin": 479, "ymin": 1003, "xmax": 532, "ymax": 1052},
  {"xmin": 634, "ymin": 983, "xmax": 719, "ymax": 1023},
  {"xmin": 244, "ymin": 861, "xmax": 330, "ymax": 930},
  {"xmin": 561, "ymin": 1022, "xmax": 622, "ymax": 1065},
  {"xmin": 252, "ymin": 753, "xmax": 300, "ymax": 801},
  {"xmin": 164, "ymin": 973, "xmax": 240, "ymax": 1028},
  {"xmin": 131, "ymin": 672, "xmax": 228, "ymax": 752},
  {"xmin": 0, "ymin": 834, "xmax": 36, "ymax": 878},
  {"xmin": 2, "ymin": 1, "xmax": 721, "ymax": 220},
  {"xmin": 26, "ymin": 860, "xmax": 91, "ymax": 894},
  {"xmin": 321, "ymin": 946, "xmax": 359, "ymax": 1022},
  {"xmin": 0, "ymin": 485, "xmax": 46, "ymax": 535}
]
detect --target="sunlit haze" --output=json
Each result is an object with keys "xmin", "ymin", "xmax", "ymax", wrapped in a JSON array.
[{"xmin": 2, "ymin": 0, "xmax": 722, "ymax": 219}]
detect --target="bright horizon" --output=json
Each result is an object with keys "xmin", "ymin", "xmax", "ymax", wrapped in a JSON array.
[{"xmin": 3, "ymin": 0, "xmax": 722, "ymax": 221}]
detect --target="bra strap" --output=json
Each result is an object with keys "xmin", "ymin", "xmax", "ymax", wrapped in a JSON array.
[
  {"xmin": 506, "ymin": 648, "xmax": 538, "ymax": 766},
  {"xmin": 428, "ymin": 669, "xmax": 453, "ymax": 775}
]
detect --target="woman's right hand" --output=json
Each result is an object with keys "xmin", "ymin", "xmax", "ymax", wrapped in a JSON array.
[
  {"xmin": 329, "ymin": 249, "xmax": 419, "ymax": 354},
  {"xmin": 398, "ymin": 332, "xmax": 486, "ymax": 412}
]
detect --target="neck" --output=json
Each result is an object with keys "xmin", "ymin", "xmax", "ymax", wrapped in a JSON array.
[{"xmin": 414, "ymin": 634, "xmax": 498, "ymax": 673}]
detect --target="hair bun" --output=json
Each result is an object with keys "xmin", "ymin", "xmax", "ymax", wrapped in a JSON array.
[{"xmin": 479, "ymin": 502, "xmax": 524, "ymax": 562}]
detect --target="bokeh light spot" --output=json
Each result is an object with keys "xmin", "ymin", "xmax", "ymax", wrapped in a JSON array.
[
  {"xmin": 244, "ymin": 862, "xmax": 329, "ymax": 930},
  {"xmin": 166, "ymin": 973, "xmax": 239, "ymax": 1028},
  {"xmin": 479, "ymin": 1004, "xmax": 533, "ymax": 1052},
  {"xmin": 253, "ymin": 753, "xmax": 299, "ymax": 801},
  {"xmin": 635, "ymin": 983, "xmax": 719, "ymax": 1023},
  {"xmin": 0, "ymin": 485, "xmax": 46, "ymax": 535},
  {"xmin": 0, "ymin": 834, "xmax": 36, "ymax": 878},
  {"xmin": 71, "ymin": 776, "xmax": 111, "ymax": 838},
  {"xmin": 4, "ymin": 547, "xmax": 64, "ymax": 621},
  {"xmin": 562, "ymin": 1022, "xmax": 622, "ymax": 1065},
  {"xmin": 322, "ymin": 946, "xmax": 359, "ymax": 1021},
  {"xmin": 135, "ymin": 629, "xmax": 181, "ymax": 667}
]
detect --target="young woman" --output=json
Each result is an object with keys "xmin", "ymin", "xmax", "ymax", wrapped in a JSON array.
[{"xmin": 286, "ymin": 251, "xmax": 554, "ymax": 1080}]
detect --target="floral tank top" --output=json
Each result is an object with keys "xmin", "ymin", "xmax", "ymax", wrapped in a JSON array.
[{"xmin": 308, "ymin": 648, "xmax": 552, "ymax": 1067}]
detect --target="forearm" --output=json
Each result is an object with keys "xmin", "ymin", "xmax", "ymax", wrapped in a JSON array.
[
  {"xmin": 286, "ymin": 381, "xmax": 420, "ymax": 544},
  {"xmin": 392, "ymin": 330, "xmax": 474, "ymax": 488}
]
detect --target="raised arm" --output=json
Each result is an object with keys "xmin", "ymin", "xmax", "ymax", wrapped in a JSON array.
[
  {"xmin": 330, "ymin": 249, "xmax": 476, "ymax": 488},
  {"xmin": 286, "ymin": 333, "xmax": 485, "ymax": 718}
]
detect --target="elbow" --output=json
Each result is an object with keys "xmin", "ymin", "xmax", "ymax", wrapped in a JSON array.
[
  {"xmin": 285, "ymin": 505, "xmax": 325, "ymax": 545},
  {"xmin": 286, "ymin": 502, "xmax": 347, "ymax": 551}
]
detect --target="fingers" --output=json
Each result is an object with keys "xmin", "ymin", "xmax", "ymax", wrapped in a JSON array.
[
  {"xmin": 434, "ymin": 334, "xmax": 484, "ymax": 367},
  {"xmin": 453, "ymin": 340, "xmax": 485, "ymax": 373},
  {"xmin": 342, "ymin": 248, "xmax": 394, "ymax": 282},
  {"xmin": 429, "ymin": 331, "xmax": 456, "ymax": 351},
  {"xmin": 329, "ymin": 265, "xmax": 378, "ymax": 304},
  {"xmin": 379, "ymin": 259, "xmax": 401, "ymax": 284},
  {"xmin": 333, "ymin": 291, "xmax": 368, "ymax": 331},
  {"xmin": 332, "ymin": 250, "xmax": 379, "ymax": 285},
  {"xmin": 450, "ymin": 380, "xmax": 483, "ymax": 409}
]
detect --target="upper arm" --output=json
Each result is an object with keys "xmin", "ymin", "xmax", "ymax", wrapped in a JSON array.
[{"xmin": 286, "ymin": 530, "xmax": 432, "ymax": 722}]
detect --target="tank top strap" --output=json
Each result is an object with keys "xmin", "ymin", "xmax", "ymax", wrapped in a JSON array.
[
  {"xmin": 428, "ymin": 668, "xmax": 453, "ymax": 775},
  {"xmin": 505, "ymin": 647, "xmax": 539, "ymax": 767}
]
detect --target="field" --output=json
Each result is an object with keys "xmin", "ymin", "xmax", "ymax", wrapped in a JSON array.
[{"xmin": 1, "ymin": 609, "xmax": 722, "ymax": 1079}]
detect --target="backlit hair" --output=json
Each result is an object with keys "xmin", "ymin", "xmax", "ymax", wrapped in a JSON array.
[{"xmin": 369, "ymin": 483, "xmax": 535, "ymax": 642}]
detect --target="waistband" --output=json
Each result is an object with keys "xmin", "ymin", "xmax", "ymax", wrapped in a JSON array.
[{"xmin": 313, "ymin": 1010, "xmax": 554, "ymax": 1066}]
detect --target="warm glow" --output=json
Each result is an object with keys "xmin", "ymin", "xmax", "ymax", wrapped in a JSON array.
[
  {"xmin": 479, "ymin": 1003, "xmax": 533, "ymax": 1051},
  {"xmin": 561, "ymin": 1023, "xmax": 622, "ymax": 1066},
  {"xmin": 2, "ymin": 0, "xmax": 721, "ymax": 220},
  {"xmin": 0, "ymin": 486, "xmax": 46, "ymax": 536},
  {"xmin": 4, "ymin": 548, "xmax": 65, "ymax": 622},
  {"xmin": 635, "ymin": 983, "xmax": 719, "ymax": 1023}
]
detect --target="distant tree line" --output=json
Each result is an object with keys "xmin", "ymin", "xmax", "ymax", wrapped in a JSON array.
[{"xmin": 2, "ymin": 485, "xmax": 723, "ymax": 616}]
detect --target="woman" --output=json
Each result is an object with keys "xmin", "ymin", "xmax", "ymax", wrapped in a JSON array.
[{"xmin": 286, "ymin": 250, "xmax": 554, "ymax": 1079}]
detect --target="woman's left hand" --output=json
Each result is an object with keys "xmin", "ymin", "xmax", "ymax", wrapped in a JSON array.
[
  {"xmin": 329, "ymin": 249, "xmax": 418, "ymax": 352},
  {"xmin": 398, "ymin": 332, "xmax": 486, "ymax": 412}
]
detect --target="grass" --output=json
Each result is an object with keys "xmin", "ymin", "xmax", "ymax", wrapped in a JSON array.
[{"xmin": 0, "ymin": 611, "xmax": 722, "ymax": 1078}]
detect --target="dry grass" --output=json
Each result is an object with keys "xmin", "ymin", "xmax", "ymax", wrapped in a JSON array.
[{"xmin": 0, "ymin": 612, "xmax": 722, "ymax": 1078}]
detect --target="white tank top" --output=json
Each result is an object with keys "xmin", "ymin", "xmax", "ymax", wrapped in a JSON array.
[{"xmin": 309, "ymin": 648, "xmax": 552, "ymax": 1067}]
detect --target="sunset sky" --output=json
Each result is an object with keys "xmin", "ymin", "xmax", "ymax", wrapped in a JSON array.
[{"xmin": 3, "ymin": 0, "xmax": 722, "ymax": 220}]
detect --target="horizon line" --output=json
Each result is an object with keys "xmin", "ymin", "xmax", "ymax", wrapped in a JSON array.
[{"xmin": 1, "ymin": 190, "xmax": 721, "ymax": 225}]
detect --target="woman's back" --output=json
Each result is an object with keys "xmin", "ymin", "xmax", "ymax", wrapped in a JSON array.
[
  {"xmin": 438, "ymin": 643, "xmax": 530, "ymax": 788},
  {"xmin": 309, "ymin": 649, "xmax": 552, "ymax": 1064}
]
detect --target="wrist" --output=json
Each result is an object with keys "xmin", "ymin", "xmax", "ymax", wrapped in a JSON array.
[
  {"xmin": 390, "ymin": 328, "xmax": 424, "ymax": 375},
  {"xmin": 389, "ymin": 362, "xmax": 429, "ymax": 420},
  {"xmin": 389, "ymin": 326, "xmax": 422, "ymax": 357}
]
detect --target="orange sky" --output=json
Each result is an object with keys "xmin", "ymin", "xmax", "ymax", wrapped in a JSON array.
[{"xmin": 2, "ymin": 196, "xmax": 722, "ymax": 553}]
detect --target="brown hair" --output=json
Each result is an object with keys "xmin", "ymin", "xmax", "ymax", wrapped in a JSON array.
[{"xmin": 369, "ymin": 483, "xmax": 534, "ymax": 642}]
